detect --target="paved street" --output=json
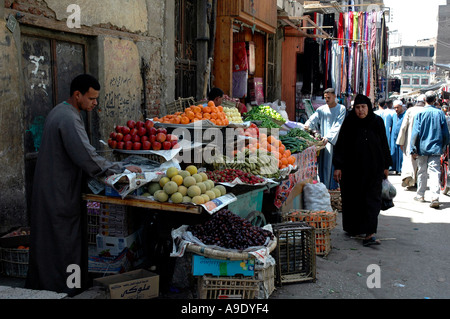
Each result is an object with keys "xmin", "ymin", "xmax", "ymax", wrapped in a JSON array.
[{"xmin": 271, "ymin": 174, "xmax": 450, "ymax": 299}]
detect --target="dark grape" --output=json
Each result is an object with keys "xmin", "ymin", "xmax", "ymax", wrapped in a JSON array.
[{"xmin": 188, "ymin": 209, "xmax": 274, "ymax": 250}]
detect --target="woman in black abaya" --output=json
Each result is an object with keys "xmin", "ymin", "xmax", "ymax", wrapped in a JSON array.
[{"xmin": 333, "ymin": 94, "xmax": 392, "ymax": 246}]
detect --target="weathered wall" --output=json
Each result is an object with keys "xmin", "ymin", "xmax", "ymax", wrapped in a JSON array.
[
  {"xmin": 0, "ymin": 0, "xmax": 174, "ymax": 230},
  {"xmin": 45, "ymin": 0, "xmax": 149, "ymax": 34},
  {"xmin": 0, "ymin": 18, "xmax": 26, "ymax": 233}
]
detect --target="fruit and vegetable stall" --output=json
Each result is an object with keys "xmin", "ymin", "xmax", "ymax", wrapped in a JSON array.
[
  {"xmin": 0, "ymin": 100, "xmax": 337, "ymax": 299},
  {"xmin": 82, "ymin": 100, "xmax": 339, "ymax": 299}
]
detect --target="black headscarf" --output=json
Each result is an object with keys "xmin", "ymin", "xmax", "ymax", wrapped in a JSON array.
[{"xmin": 348, "ymin": 94, "xmax": 376, "ymax": 126}]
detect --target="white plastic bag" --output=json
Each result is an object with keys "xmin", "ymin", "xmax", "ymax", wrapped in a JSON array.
[
  {"xmin": 381, "ymin": 178, "xmax": 397, "ymax": 200},
  {"xmin": 303, "ymin": 182, "xmax": 333, "ymax": 212}
]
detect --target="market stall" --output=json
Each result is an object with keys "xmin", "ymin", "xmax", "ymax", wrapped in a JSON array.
[{"xmin": 77, "ymin": 99, "xmax": 336, "ymax": 299}]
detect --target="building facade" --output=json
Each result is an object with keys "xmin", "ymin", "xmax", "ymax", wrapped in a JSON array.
[{"xmin": 388, "ymin": 44, "xmax": 435, "ymax": 95}]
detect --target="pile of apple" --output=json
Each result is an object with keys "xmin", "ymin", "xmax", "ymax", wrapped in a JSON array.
[{"xmin": 108, "ymin": 119, "xmax": 180, "ymax": 151}]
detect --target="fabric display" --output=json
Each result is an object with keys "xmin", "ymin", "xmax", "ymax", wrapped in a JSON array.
[{"xmin": 302, "ymin": 10, "xmax": 389, "ymax": 100}]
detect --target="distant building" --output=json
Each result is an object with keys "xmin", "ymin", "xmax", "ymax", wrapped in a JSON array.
[
  {"xmin": 388, "ymin": 44, "xmax": 435, "ymax": 95},
  {"xmin": 436, "ymin": 0, "xmax": 450, "ymax": 82}
]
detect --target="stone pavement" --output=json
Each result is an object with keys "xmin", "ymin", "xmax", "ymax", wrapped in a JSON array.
[{"xmin": 270, "ymin": 174, "xmax": 450, "ymax": 299}]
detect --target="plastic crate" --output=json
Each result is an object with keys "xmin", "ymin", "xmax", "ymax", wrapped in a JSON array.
[
  {"xmin": 0, "ymin": 248, "xmax": 29, "ymax": 278},
  {"xmin": 272, "ymin": 222, "xmax": 316, "ymax": 286},
  {"xmin": 197, "ymin": 275, "xmax": 260, "ymax": 299}
]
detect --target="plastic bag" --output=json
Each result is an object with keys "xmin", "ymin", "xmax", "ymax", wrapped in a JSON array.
[
  {"xmin": 303, "ymin": 182, "xmax": 333, "ymax": 212},
  {"xmin": 381, "ymin": 178, "xmax": 396, "ymax": 211},
  {"xmin": 381, "ymin": 178, "xmax": 397, "ymax": 200}
]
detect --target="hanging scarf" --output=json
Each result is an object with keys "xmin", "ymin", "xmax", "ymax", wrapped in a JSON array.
[{"xmin": 338, "ymin": 12, "xmax": 344, "ymax": 46}]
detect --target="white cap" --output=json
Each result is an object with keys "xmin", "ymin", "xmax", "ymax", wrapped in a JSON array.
[
  {"xmin": 417, "ymin": 94, "xmax": 426, "ymax": 102},
  {"xmin": 393, "ymin": 100, "xmax": 403, "ymax": 106}
]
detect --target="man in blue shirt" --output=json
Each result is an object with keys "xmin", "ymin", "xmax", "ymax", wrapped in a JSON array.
[{"xmin": 410, "ymin": 91, "xmax": 450, "ymax": 208}]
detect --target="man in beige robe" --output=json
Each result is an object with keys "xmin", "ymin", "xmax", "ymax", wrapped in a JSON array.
[{"xmin": 396, "ymin": 95, "xmax": 426, "ymax": 188}]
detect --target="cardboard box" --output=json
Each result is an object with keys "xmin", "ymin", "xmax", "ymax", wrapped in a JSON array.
[
  {"xmin": 281, "ymin": 179, "xmax": 311, "ymax": 213},
  {"xmin": 96, "ymin": 228, "xmax": 143, "ymax": 256},
  {"xmin": 192, "ymin": 255, "xmax": 255, "ymax": 277},
  {"xmin": 94, "ymin": 269, "xmax": 159, "ymax": 299}
]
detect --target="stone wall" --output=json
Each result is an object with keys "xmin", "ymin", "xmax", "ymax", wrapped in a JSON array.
[{"xmin": 0, "ymin": 0, "xmax": 174, "ymax": 231}]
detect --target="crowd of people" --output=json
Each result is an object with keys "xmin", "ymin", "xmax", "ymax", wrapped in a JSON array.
[{"xmin": 308, "ymin": 88, "xmax": 449, "ymax": 247}]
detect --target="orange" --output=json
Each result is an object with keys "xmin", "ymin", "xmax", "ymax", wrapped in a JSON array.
[
  {"xmin": 279, "ymin": 145, "xmax": 285, "ymax": 153},
  {"xmin": 192, "ymin": 106, "xmax": 201, "ymax": 113},
  {"xmin": 195, "ymin": 112, "xmax": 203, "ymax": 119},
  {"xmin": 204, "ymin": 106, "xmax": 211, "ymax": 113},
  {"xmin": 217, "ymin": 106, "xmax": 223, "ymax": 112},
  {"xmin": 285, "ymin": 149, "xmax": 291, "ymax": 157},
  {"xmin": 208, "ymin": 101, "xmax": 215, "ymax": 107},
  {"xmin": 203, "ymin": 113, "xmax": 211, "ymax": 120},
  {"xmin": 281, "ymin": 158, "xmax": 289, "ymax": 166},
  {"xmin": 211, "ymin": 112, "xmax": 218, "ymax": 120},
  {"xmin": 186, "ymin": 111, "xmax": 195, "ymax": 120},
  {"xmin": 181, "ymin": 116, "xmax": 189, "ymax": 124},
  {"xmin": 185, "ymin": 107, "xmax": 192, "ymax": 113},
  {"xmin": 211, "ymin": 106, "xmax": 218, "ymax": 113},
  {"xmin": 288, "ymin": 156, "xmax": 296, "ymax": 165}
]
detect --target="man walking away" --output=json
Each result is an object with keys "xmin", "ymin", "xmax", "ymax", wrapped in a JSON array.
[
  {"xmin": 410, "ymin": 91, "xmax": 450, "ymax": 209},
  {"xmin": 396, "ymin": 95, "xmax": 426, "ymax": 189}
]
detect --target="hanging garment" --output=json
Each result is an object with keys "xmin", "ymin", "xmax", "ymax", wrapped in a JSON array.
[
  {"xmin": 348, "ymin": 12, "xmax": 354, "ymax": 42},
  {"xmin": 370, "ymin": 12, "xmax": 377, "ymax": 51},
  {"xmin": 338, "ymin": 13, "xmax": 345, "ymax": 46},
  {"xmin": 353, "ymin": 12, "xmax": 358, "ymax": 41}
]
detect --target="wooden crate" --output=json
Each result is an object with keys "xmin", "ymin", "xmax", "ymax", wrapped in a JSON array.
[
  {"xmin": 197, "ymin": 275, "xmax": 260, "ymax": 299},
  {"xmin": 272, "ymin": 222, "xmax": 316, "ymax": 286}
]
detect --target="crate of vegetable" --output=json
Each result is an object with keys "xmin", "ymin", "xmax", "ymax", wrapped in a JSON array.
[
  {"xmin": 282, "ymin": 210, "xmax": 337, "ymax": 230},
  {"xmin": 282, "ymin": 210, "xmax": 337, "ymax": 256}
]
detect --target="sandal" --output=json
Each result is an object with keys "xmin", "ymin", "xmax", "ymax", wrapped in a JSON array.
[{"xmin": 363, "ymin": 236, "xmax": 381, "ymax": 247}]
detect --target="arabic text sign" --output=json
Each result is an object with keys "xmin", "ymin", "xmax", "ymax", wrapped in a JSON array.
[{"xmin": 95, "ymin": 269, "xmax": 159, "ymax": 299}]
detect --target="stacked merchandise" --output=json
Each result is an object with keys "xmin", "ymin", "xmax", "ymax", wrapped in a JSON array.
[{"xmin": 87, "ymin": 202, "xmax": 142, "ymax": 275}]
